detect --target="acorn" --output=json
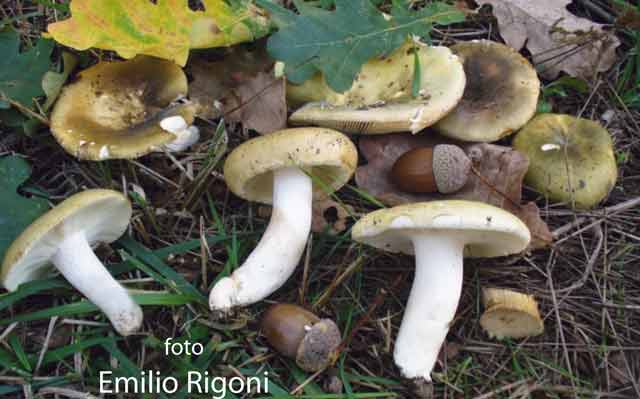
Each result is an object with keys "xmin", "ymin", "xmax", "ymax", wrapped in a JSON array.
[
  {"xmin": 261, "ymin": 304, "xmax": 341, "ymax": 372},
  {"xmin": 390, "ymin": 144, "xmax": 471, "ymax": 194}
]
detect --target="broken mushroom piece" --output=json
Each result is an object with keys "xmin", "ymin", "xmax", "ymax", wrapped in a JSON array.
[
  {"xmin": 512, "ymin": 113, "xmax": 617, "ymax": 209},
  {"xmin": 50, "ymin": 56, "xmax": 199, "ymax": 160},
  {"xmin": 0, "ymin": 189, "xmax": 142, "ymax": 336},
  {"xmin": 480, "ymin": 288, "xmax": 544, "ymax": 339},
  {"xmin": 435, "ymin": 40, "xmax": 540, "ymax": 142},
  {"xmin": 261, "ymin": 303, "xmax": 341, "ymax": 372},
  {"xmin": 391, "ymin": 145, "xmax": 471, "ymax": 194},
  {"xmin": 210, "ymin": 128, "xmax": 357, "ymax": 311},
  {"xmin": 287, "ymin": 43, "xmax": 466, "ymax": 134},
  {"xmin": 352, "ymin": 201, "xmax": 530, "ymax": 381}
]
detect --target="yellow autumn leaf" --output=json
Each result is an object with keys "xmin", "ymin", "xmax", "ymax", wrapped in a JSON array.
[{"xmin": 46, "ymin": 0, "xmax": 271, "ymax": 66}]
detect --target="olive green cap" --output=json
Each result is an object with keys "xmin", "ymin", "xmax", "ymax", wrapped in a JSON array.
[
  {"xmin": 512, "ymin": 113, "xmax": 617, "ymax": 209},
  {"xmin": 51, "ymin": 56, "xmax": 195, "ymax": 160}
]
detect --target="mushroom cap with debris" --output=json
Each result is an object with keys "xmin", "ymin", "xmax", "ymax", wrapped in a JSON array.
[
  {"xmin": 1, "ymin": 190, "xmax": 131, "ymax": 290},
  {"xmin": 352, "ymin": 200, "xmax": 530, "ymax": 258},
  {"xmin": 435, "ymin": 40, "xmax": 540, "ymax": 142},
  {"xmin": 50, "ymin": 56, "xmax": 196, "ymax": 160},
  {"xmin": 223, "ymin": 127, "xmax": 358, "ymax": 204},
  {"xmin": 512, "ymin": 113, "xmax": 617, "ymax": 209},
  {"xmin": 287, "ymin": 43, "xmax": 466, "ymax": 134}
]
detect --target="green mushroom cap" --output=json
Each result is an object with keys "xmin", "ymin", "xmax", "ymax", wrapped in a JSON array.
[{"xmin": 512, "ymin": 113, "xmax": 617, "ymax": 209}]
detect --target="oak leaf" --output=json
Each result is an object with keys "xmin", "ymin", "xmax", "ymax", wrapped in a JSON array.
[
  {"xmin": 355, "ymin": 134, "xmax": 552, "ymax": 249},
  {"xmin": 477, "ymin": 0, "xmax": 620, "ymax": 79},
  {"xmin": 47, "ymin": 0, "xmax": 271, "ymax": 66}
]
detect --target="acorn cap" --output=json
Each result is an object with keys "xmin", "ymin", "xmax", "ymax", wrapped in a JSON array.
[
  {"xmin": 1, "ymin": 190, "xmax": 132, "ymax": 290},
  {"xmin": 351, "ymin": 200, "xmax": 530, "ymax": 258},
  {"xmin": 433, "ymin": 145, "xmax": 471, "ymax": 194},
  {"xmin": 296, "ymin": 318, "xmax": 342, "ymax": 372},
  {"xmin": 287, "ymin": 44, "xmax": 466, "ymax": 134},
  {"xmin": 480, "ymin": 288, "xmax": 544, "ymax": 339},
  {"xmin": 50, "ymin": 56, "xmax": 196, "ymax": 160},
  {"xmin": 223, "ymin": 128, "xmax": 358, "ymax": 204},
  {"xmin": 435, "ymin": 40, "xmax": 540, "ymax": 142},
  {"xmin": 512, "ymin": 113, "xmax": 617, "ymax": 209}
]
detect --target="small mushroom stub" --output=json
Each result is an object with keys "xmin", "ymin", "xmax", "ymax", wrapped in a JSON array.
[
  {"xmin": 480, "ymin": 288, "xmax": 544, "ymax": 339},
  {"xmin": 261, "ymin": 304, "xmax": 341, "ymax": 372},
  {"xmin": 512, "ymin": 113, "xmax": 617, "ymax": 209},
  {"xmin": 50, "ymin": 56, "xmax": 199, "ymax": 160},
  {"xmin": 435, "ymin": 40, "xmax": 540, "ymax": 142},
  {"xmin": 1, "ymin": 190, "xmax": 142, "ymax": 336},
  {"xmin": 288, "ymin": 43, "xmax": 466, "ymax": 134},
  {"xmin": 391, "ymin": 145, "xmax": 471, "ymax": 194},
  {"xmin": 352, "ymin": 201, "xmax": 530, "ymax": 381}
]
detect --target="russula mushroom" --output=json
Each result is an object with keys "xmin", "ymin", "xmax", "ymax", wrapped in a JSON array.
[
  {"xmin": 287, "ymin": 43, "xmax": 466, "ymax": 134},
  {"xmin": 480, "ymin": 288, "xmax": 544, "ymax": 339},
  {"xmin": 435, "ymin": 40, "xmax": 540, "ymax": 142},
  {"xmin": 352, "ymin": 201, "xmax": 530, "ymax": 381},
  {"xmin": 261, "ymin": 303, "xmax": 341, "ymax": 371},
  {"xmin": 0, "ymin": 189, "xmax": 142, "ymax": 336},
  {"xmin": 512, "ymin": 113, "xmax": 617, "ymax": 209},
  {"xmin": 209, "ymin": 128, "xmax": 357, "ymax": 311},
  {"xmin": 390, "ymin": 145, "xmax": 471, "ymax": 194},
  {"xmin": 50, "ymin": 56, "xmax": 199, "ymax": 160}
]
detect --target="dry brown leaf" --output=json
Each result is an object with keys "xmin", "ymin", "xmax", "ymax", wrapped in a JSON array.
[
  {"xmin": 477, "ymin": 0, "xmax": 620, "ymax": 79},
  {"xmin": 355, "ymin": 133, "xmax": 552, "ymax": 249},
  {"xmin": 188, "ymin": 43, "xmax": 287, "ymax": 134},
  {"xmin": 312, "ymin": 199, "xmax": 354, "ymax": 235}
]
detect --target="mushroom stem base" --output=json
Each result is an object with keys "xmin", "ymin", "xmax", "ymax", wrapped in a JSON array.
[
  {"xmin": 209, "ymin": 166, "xmax": 313, "ymax": 311},
  {"xmin": 394, "ymin": 233, "xmax": 464, "ymax": 381},
  {"xmin": 51, "ymin": 232, "xmax": 143, "ymax": 335}
]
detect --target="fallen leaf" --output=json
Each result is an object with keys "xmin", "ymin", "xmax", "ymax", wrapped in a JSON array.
[
  {"xmin": 0, "ymin": 156, "xmax": 49, "ymax": 262},
  {"xmin": 189, "ymin": 44, "xmax": 286, "ymax": 134},
  {"xmin": 256, "ymin": 0, "xmax": 465, "ymax": 92},
  {"xmin": 355, "ymin": 133, "xmax": 552, "ymax": 249},
  {"xmin": 312, "ymin": 199, "xmax": 354, "ymax": 235},
  {"xmin": 47, "ymin": 0, "xmax": 271, "ymax": 66},
  {"xmin": 0, "ymin": 29, "xmax": 54, "ymax": 110},
  {"xmin": 477, "ymin": 0, "xmax": 620, "ymax": 79}
]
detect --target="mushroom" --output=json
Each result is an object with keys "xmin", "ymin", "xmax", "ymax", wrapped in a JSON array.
[
  {"xmin": 480, "ymin": 288, "xmax": 544, "ymax": 339},
  {"xmin": 261, "ymin": 303, "xmax": 341, "ymax": 371},
  {"xmin": 287, "ymin": 43, "xmax": 466, "ymax": 134},
  {"xmin": 210, "ymin": 128, "xmax": 357, "ymax": 311},
  {"xmin": 351, "ymin": 201, "xmax": 530, "ymax": 381},
  {"xmin": 435, "ymin": 40, "xmax": 540, "ymax": 142},
  {"xmin": 50, "ymin": 56, "xmax": 199, "ymax": 160},
  {"xmin": 0, "ymin": 189, "xmax": 142, "ymax": 336},
  {"xmin": 390, "ymin": 145, "xmax": 471, "ymax": 194},
  {"xmin": 512, "ymin": 113, "xmax": 617, "ymax": 209}
]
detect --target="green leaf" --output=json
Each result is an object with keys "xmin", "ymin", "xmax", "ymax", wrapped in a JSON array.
[
  {"xmin": 0, "ymin": 156, "xmax": 49, "ymax": 262},
  {"xmin": 0, "ymin": 29, "xmax": 54, "ymax": 109},
  {"xmin": 256, "ymin": 0, "xmax": 464, "ymax": 92}
]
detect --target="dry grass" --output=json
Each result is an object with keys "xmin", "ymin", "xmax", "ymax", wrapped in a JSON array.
[{"xmin": 1, "ymin": 0, "xmax": 640, "ymax": 398}]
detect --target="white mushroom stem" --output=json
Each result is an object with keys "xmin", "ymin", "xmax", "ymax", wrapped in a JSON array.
[
  {"xmin": 394, "ymin": 233, "xmax": 465, "ymax": 381},
  {"xmin": 50, "ymin": 231, "xmax": 143, "ymax": 336},
  {"xmin": 160, "ymin": 116, "xmax": 200, "ymax": 152},
  {"xmin": 210, "ymin": 167, "xmax": 312, "ymax": 311}
]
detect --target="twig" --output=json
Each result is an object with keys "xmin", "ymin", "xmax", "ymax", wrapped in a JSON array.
[{"xmin": 556, "ymin": 224, "xmax": 603, "ymax": 294}]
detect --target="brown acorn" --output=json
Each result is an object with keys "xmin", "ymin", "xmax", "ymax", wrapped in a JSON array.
[
  {"xmin": 390, "ymin": 144, "xmax": 471, "ymax": 194},
  {"xmin": 261, "ymin": 304, "xmax": 341, "ymax": 372}
]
